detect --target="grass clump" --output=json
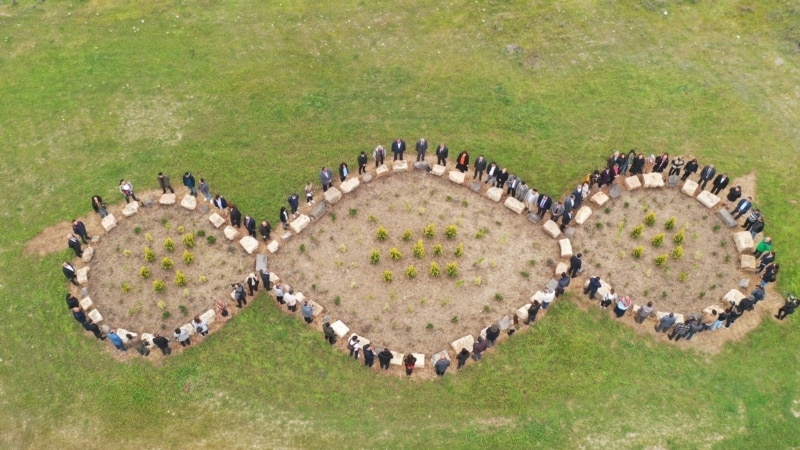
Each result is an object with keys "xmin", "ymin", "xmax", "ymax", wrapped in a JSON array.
[
  {"xmin": 444, "ymin": 225, "xmax": 458, "ymax": 239},
  {"xmin": 402, "ymin": 229, "xmax": 413, "ymax": 241},
  {"xmin": 369, "ymin": 249, "xmax": 380, "ymax": 265},
  {"xmin": 651, "ymin": 233, "xmax": 665, "ymax": 247},
  {"xmin": 664, "ymin": 217, "xmax": 676, "ymax": 231},
  {"xmin": 645, "ymin": 212, "xmax": 657, "ymax": 226},
  {"xmin": 423, "ymin": 223, "xmax": 436, "ymax": 238},
  {"xmin": 182, "ymin": 233, "xmax": 195, "ymax": 248},
  {"xmin": 164, "ymin": 237, "xmax": 175, "ymax": 252},
  {"xmin": 413, "ymin": 239, "xmax": 425, "ymax": 258},
  {"xmin": 632, "ymin": 246, "xmax": 645, "ymax": 259},
  {"xmin": 175, "ymin": 270, "xmax": 188, "ymax": 286},
  {"xmin": 429, "ymin": 262, "xmax": 441, "ymax": 277},
  {"xmin": 206, "ymin": 235, "xmax": 216, "ymax": 245},
  {"xmin": 445, "ymin": 262, "xmax": 458, "ymax": 278},
  {"xmin": 673, "ymin": 229, "xmax": 686, "ymax": 245},
  {"xmin": 382, "ymin": 270, "xmax": 393, "ymax": 283},
  {"xmin": 406, "ymin": 265, "xmax": 417, "ymax": 279},
  {"xmin": 454, "ymin": 243, "xmax": 464, "ymax": 257},
  {"xmin": 153, "ymin": 279, "xmax": 167, "ymax": 292},
  {"xmin": 161, "ymin": 257, "xmax": 175, "ymax": 270},
  {"xmin": 672, "ymin": 245, "xmax": 684, "ymax": 260},
  {"xmin": 654, "ymin": 254, "xmax": 668, "ymax": 267},
  {"xmin": 182, "ymin": 250, "xmax": 194, "ymax": 265},
  {"xmin": 140, "ymin": 266, "xmax": 151, "ymax": 279},
  {"xmin": 144, "ymin": 247, "xmax": 156, "ymax": 262},
  {"xmin": 389, "ymin": 247, "xmax": 403, "ymax": 261},
  {"xmin": 630, "ymin": 225, "xmax": 644, "ymax": 239},
  {"xmin": 376, "ymin": 226, "xmax": 389, "ymax": 241},
  {"xmin": 432, "ymin": 243, "xmax": 443, "ymax": 256}
]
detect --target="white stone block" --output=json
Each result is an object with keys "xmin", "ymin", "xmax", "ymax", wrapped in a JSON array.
[
  {"xmin": 681, "ymin": 179, "xmax": 699, "ymax": 196},
  {"xmin": 267, "ymin": 240, "xmax": 280, "ymax": 253},
  {"xmin": 450, "ymin": 335, "xmax": 475, "ymax": 353},
  {"xmin": 239, "ymin": 236, "xmax": 259, "ymax": 255},
  {"xmin": 723, "ymin": 289, "xmax": 746, "ymax": 305},
  {"xmin": 411, "ymin": 353, "xmax": 425, "ymax": 368},
  {"xmin": 542, "ymin": 220, "xmax": 562, "ymax": 239},
  {"xmin": 121, "ymin": 201, "xmax": 139, "ymax": 217},
  {"xmin": 224, "ymin": 226, "xmax": 239, "ymax": 241},
  {"xmin": 269, "ymin": 272, "xmax": 280, "ymax": 283},
  {"xmin": 323, "ymin": 187, "xmax": 342, "ymax": 205},
  {"xmin": 392, "ymin": 160, "xmax": 408, "ymax": 172},
  {"xmin": 555, "ymin": 262, "xmax": 569, "ymax": 277},
  {"xmin": 504, "ymin": 197, "xmax": 525, "ymax": 214},
  {"xmin": 101, "ymin": 214, "xmax": 117, "ymax": 232},
  {"xmin": 575, "ymin": 206, "xmax": 592, "ymax": 225},
  {"xmin": 431, "ymin": 350, "xmax": 451, "ymax": 365},
  {"xmin": 281, "ymin": 232, "xmax": 292, "ymax": 241},
  {"xmin": 431, "ymin": 164, "xmax": 446, "ymax": 176},
  {"xmin": 642, "ymin": 173, "xmax": 665, "ymax": 188},
  {"xmin": 116, "ymin": 328, "xmax": 137, "ymax": 343},
  {"xmin": 308, "ymin": 299, "xmax": 324, "ymax": 316},
  {"xmin": 209, "ymin": 213, "xmax": 226, "ymax": 229},
  {"xmin": 559, "ymin": 239, "xmax": 573, "ymax": 258},
  {"xmin": 180, "ymin": 195, "xmax": 197, "ymax": 211},
  {"xmin": 696, "ymin": 191, "xmax": 720, "ymax": 209},
  {"xmin": 516, "ymin": 304, "xmax": 532, "ymax": 321},
  {"xmin": 624, "ymin": 176, "xmax": 642, "ymax": 190},
  {"xmin": 340, "ymin": 178, "xmax": 360, "ymax": 194},
  {"xmin": 376, "ymin": 164, "xmax": 389, "ymax": 177},
  {"xmin": 390, "ymin": 351, "xmax": 404, "ymax": 366},
  {"xmin": 486, "ymin": 187, "xmax": 503, "ymax": 202},
  {"xmin": 530, "ymin": 291, "xmax": 546, "ymax": 303},
  {"xmin": 199, "ymin": 309, "xmax": 216, "ymax": 325},
  {"xmin": 733, "ymin": 232, "xmax": 754, "ymax": 253},
  {"xmin": 77, "ymin": 267, "xmax": 90, "ymax": 284},
  {"xmin": 590, "ymin": 191, "xmax": 609, "ymax": 206},
  {"xmin": 79, "ymin": 296, "xmax": 94, "ymax": 311},
  {"xmin": 255, "ymin": 254, "xmax": 268, "ymax": 272},
  {"xmin": 81, "ymin": 246, "xmax": 94, "ymax": 263},
  {"xmin": 159, "ymin": 193, "xmax": 176, "ymax": 205},
  {"xmin": 330, "ymin": 320, "xmax": 350, "ymax": 338},
  {"xmin": 87, "ymin": 309, "xmax": 103, "ymax": 323},
  {"xmin": 289, "ymin": 215, "xmax": 311, "ymax": 234},
  {"xmin": 294, "ymin": 292, "xmax": 306, "ymax": 303},
  {"xmin": 448, "ymin": 170, "xmax": 466, "ymax": 185},
  {"xmin": 740, "ymin": 255, "xmax": 756, "ymax": 272}
]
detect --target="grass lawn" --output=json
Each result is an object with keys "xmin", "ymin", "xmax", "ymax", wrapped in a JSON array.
[{"xmin": 1, "ymin": 0, "xmax": 799, "ymax": 448}]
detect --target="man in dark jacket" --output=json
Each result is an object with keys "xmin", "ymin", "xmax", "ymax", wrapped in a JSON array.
[
  {"xmin": 711, "ymin": 173, "xmax": 729, "ymax": 195},
  {"xmin": 377, "ymin": 347, "xmax": 393, "ymax": 369},
  {"xmin": 183, "ymin": 172, "xmax": 197, "ymax": 196},
  {"xmin": 158, "ymin": 172, "xmax": 174, "ymax": 193},
  {"xmin": 415, "ymin": 138, "xmax": 428, "ymax": 162},
  {"xmin": 71, "ymin": 220, "xmax": 91, "ymax": 244},
  {"xmin": 473, "ymin": 155, "xmax": 487, "ymax": 181},
  {"xmin": 698, "ymin": 164, "xmax": 716, "ymax": 190}
]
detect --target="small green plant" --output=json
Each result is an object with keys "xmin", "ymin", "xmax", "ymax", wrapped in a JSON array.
[
  {"xmin": 418, "ymin": 207, "xmax": 426, "ymax": 215},
  {"xmin": 433, "ymin": 243, "xmax": 443, "ymax": 256},
  {"xmin": 426, "ymin": 323, "xmax": 434, "ymax": 330},
  {"xmin": 207, "ymin": 235, "xmax": 216, "ymax": 245},
  {"xmin": 402, "ymin": 229, "xmax": 413, "ymax": 241},
  {"xmin": 177, "ymin": 225, "xmax": 185, "ymax": 234},
  {"xmin": 595, "ymin": 222, "xmax": 604, "ymax": 230},
  {"xmin": 144, "ymin": 247, "xmax": 156, "ymax": 262},
  {"xmin": 429, "ymin": 262, "xmax": 441, "ymax": 277},
  {"xmin": 520, "ymin": 271, "xmax": 530, "ymax": 278},
  {"xmin": 389, "ymin": 247, "xmax": 403, "ymax": 261},
  {"xmin": 157, "ymin": 300, "xmax": 167, "ymax": 310},
  {"xmin": 121, "ymin": 282, "xmax": 131, "ymax": 293},
  {"xmin": 624, "ymin": 201, "xmax": 630, "ymax": 208},
  {"xmin": 632, "ymin": 246, "xmax": 645, "ymax": 259},
  {"xmin": 368, "ymin": 215, "xmax": 378, "ymax": 223},
  {"xmin": 528, "ymin": 259, "xmax": 536, "ymax": 266},
  {"xmin": 161, "ymin": 257, "xmax": 174, "ymax": 270},
  {"xmin": 182, "ymin": 233, "xmax": 195, "ymax": 248},
  {"xmin": 299, "ymin": 243, "xmax": 306, "ymax": 253},
  {"xmin": 153, "ymin": 279, "xmax": 167, "ymax": 292},
  {"xmin": 164, "ymin": 237, "xmax": 175, "ymax": 252},
  {"xmin": 444, "ymin": 225, "xmax": 458, "ymax": 239},
  {"xmin": 133, "ymin": 226, "xmax": 142, "ymax": 234},
  {"xmin": 162, "ymin": 311, "xmax": 171, "ymax": 320},
  {"xmin": 338, "ymin": 243, "xmax": 347, "ymax": 253},
  {"xmin": 654, "ymin": 254, "xmax": 668, "ymax": 266},
  {"xmin": 694, "ymin": 250, "xmax": 703, "ymax": 260},
  {"xmin": 482, "ymin": 305, "xmax": 491, "ymax": 313},
  {"xmin": 331, "ymin": 213, "xmax": 337, "ymax": 222},
  {"xmin": 678, "ymin": 271, "xmax": 689, "ymax": 282},
  {"xmin": 423, "ymin": 223, "xmax": 436, "ymax": 238},
  {"xmin": 454, "ymin": 243, "xmax": 464, "ymax": 257},
  {"xmin": 673, "ymin": 229, "xmax": 685, "ymax": 245},
  {"xmin": 175, "ymin": 270, "xmax": 188, "ymax": 286},
  {"xmin": 376, "ymin": 226, "xmax": 389, "ymax": 241},
  {"xmin": 145, "ymin": 232, "xmax": 154, "ymax": 243},
  {"xmin": 334, "ymin": 295, "xmax": 341, "ymax": 306},
  {"xmin": 140, "ymin": 266, "xmax": 151, "ymax": 279},
  {"xmin": 446, "ymin": 262, "xmax": 458, "ymax": 278},
  {"xmin": 671, "ymin": 245, "xmax": 684, "ymax": 260},
  {"xmin": 450, "ymin": 316, "xmax": 459, "ymax": 324},
  {"xmin": 198, "ymin": 275, "xmax": 208, "ymax": 283},
  {"xmin": 494, "ymin": 293, "xmax": 504, "ymax": 301},
  {"xmin": 699, "ymin": 291, "xmax": 706, "ymax": 299},
  {"xmin": 712, "ymin": 224, "xmax": 721, "ymax": 233},
  {"xmin": 413, "ymin": 239, "xmax": 426, "ymax": 258},
  {"xmin": 645, "ymin": 211, "xmax": 657, "ymax": 226},
  {"xmin": 475, "ymin": 228, "xmax": 488, "ymax": 239},
  {"xmin": 122, "ymin": 249, "xmax": 132, "ymax": 257},
  {"xmin": 473, "ymin": 276, "xmax": 482, "ymax": 286},
  {"xmin": 128, "ymin": 301, "xmax": 143, "ymax": 315},
  {"xmin": 183, "ymin": 250, "xmax": 194, "ymax": 265},
  {"xmin": 178, "ymin": 305, "xmax": 189, "ymax": 316},
  {"xmin": 651, "ymin": 233, "xmax": 665, "ymax": 247},
  {"xmin": 664, "ymin": 217, "xmax": 676, "ymax": 231},
  {"xmin": 383, "ymin": 270, "xmax": 393, "ymax": 283},
  {"xmin": 196, "ymin": 230, "xmax": 206, "ymax": 237},
  {"xmin": 604, "ymin": 207, "xmax": 612, "ymax": 214},
  {"xmin": 349, "ymin": 208, "xmax": 358, "ymax": 217},
  {"xmin": 406, "ymin": 265, "xmax": 418, "ymax": 279},
  {"xmin": 369, "ymin": 249, "xmax": 380, "ymax": 264},
  {"xmin": 631, "ymin": 225, "xmax": 644, "ymax": 239}
]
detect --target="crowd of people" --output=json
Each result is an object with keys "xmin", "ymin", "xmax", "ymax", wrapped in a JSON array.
[{"xmin": 59, "ymin": 143, "xmax": 796, "ymax": 371}]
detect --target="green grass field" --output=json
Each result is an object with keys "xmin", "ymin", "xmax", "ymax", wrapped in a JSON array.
[{"xmin": 1, "ymin": 1, "xmax": 799, "ymax": 448}]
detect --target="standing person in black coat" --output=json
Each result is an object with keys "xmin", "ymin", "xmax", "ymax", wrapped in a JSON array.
[
  {"xmin": 260, "ymin": 220, "xmax": 272, "ymax": 242},
  {"xmin": 630, "ymin": 154, "xmax": 646, "ymax": 175},
  {"xmin": 183, "ymin": 172, "xmax": 197, "ymax": 196},
  {"xmin": 362, "ymin": 344, "xmax": 375, "ymax": 368},
  {"xmin": 698, "ymin": 164, "xmax": 716, "ymax": 190},
  {"xmin": 391, "ymin": 138, "xmax": 406, "ymax": 161},
  {"xmin": 495, "ymin": 168, "xmax": 509, "ymax": 189},
  {"xmin": 536, "ymin": 194, "xmax": 552, "ymax": 217},
  {"xmin": 229, "ymin": 205, "xmax": 242, "ymax": 228},
  {"xmin": 415, "ymin": 137, "xmax": 428, "ymax": 162},
  {"xmin": 67, "ymin": 234, "xmax": 83, "ymax": 257},
  {"xmin": 244, "ymin": 215, "xmax": 256, "ymax": 238},
  {"xmin": 711, "ymin": 173, "xmax": 729, "ymax": 195},
  {"xmin": 378, "ymin": 348, "xmax": 393, "ymax": 369},
  {"xmin": 91, "ymin": 195, "xmax": 109, "ymax": 218},
  {"xmin": 338, "ymin": 162, "xmax": 349, "ymax": 182},
  {"xmin": 681, "ymin": 158, "xmax": 699, "ymax": 181},
  {"xmin": 569, "ymin": 253, "xmax": 582, "ymax": 278},
  {"xmin": 153, "ymin": 334, "xmax": 172, "ymax": 355},
  {"xmin": 157, "ymin": 172, "xmax": 175, "ymax": 194},
  {"xmin": 456, "ymin": 348, "xmax": 470, "ymax": 370},
  {"xmin": 403, "ymin": 354, "xmax": 417, "ymax": 376},
  {"xmin": 473, "ymin": 155, "xmax": 487, "ymax": 181},
  {"xmin": 485, "ymin": 324, "xmax": 500, "ymax": 347},
  {"xmin": 71, "ymin": 219, "xmax": 91, "ymax": 244},
  {"xmin": 357, "ymin": 151, "xmax": 368, "ymax": 174},
  {"xmin": 288, "ymin": 193, "xmax": 300, "ymax": 216},
  {"xmin": 279, "ymin": 207, "xmax": 289, "ymax": 230},
  {"xmin": 62, "ymin": 262, "xmax": 79, "ymax": 286},
  {"xmin": 435, "ymin": 143, "xmax": 448, "ymax": 166},
  {"xmin": 455, "ymin": 151, "xmax": 469, "ymax": 173},
  {"xmin": 726, "ymin": 186, "xmax": 742, "ymax": 203}
]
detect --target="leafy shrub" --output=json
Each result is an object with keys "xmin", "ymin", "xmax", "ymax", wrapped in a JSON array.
[
  {"xmin": 673, "ymin": 229, "xmax": 685, "ymax": 245},
  {"xmin": 175, "ymin": 270, "xmax": 188, "ymax": 286},
  {"xmin": 162, "ymin": 311, "xmax": 171, "ymax": 320},
  {"xmin": 654, "ymin": 254, "xmax": 668, "ymax": 266},
  {"xmin": 475, "ymin": 228, "xmax": 488, "ymax": 239},
  {"xmin": 207, "ymin": 235, "xmax": 216, "ymax": 245},
  {"xmin": 153, "ymin": 279, "xmax": 166, "ymax": 292},
  {"xmin": 630, "ymin": 225, "xmax": 644, "ymax": 239},
  {"xmin": 183, "ymin": 233, "xmax": 195, "ymax": 248},
  {"xmin": 454, "ymin": 243, "xmax": 464, "ymax": 257},
  {"xmin": 429, "ymin": 262, "xmax": 441, "ymax": 277},
  {"xmin": 145, "ymin": 232, "xmax": 154, "ymax": 243},
  {"xmin": 645, "ymin": 212, "xmax": 657, "ymax": 226},
  {"xmin": 444, "ymin": 225, "xmax": 458, "ymax": 239},
  {"xmin": 406, "ymin": 265, "xmax": 417, "ymax": 279},
  {"xmin": 369, "ymin": 249, "xmax": 380, "ymax": 265},
  {"xmin": 198, "ymin": 275, "xmax": 208, "ymax": 283},
  {"xmin": 473, "ymin": 277, "xmax": 482, "ymax": 286},
  {"xmin": 144, "ymin": 247, "xmax": 156, "ymax": 262},
  {"xmin": 402, "ymin": 229, "xmax": 413, "ymax": 241},
  {"xmin": 183, "ymin": 250, "xmax": 194, "ymax": 265},
  {"xmin": 349, "ymin": 208, "xmax": 357, "ymax": 217},
  {"xmin": 389, "ymin": 247, "xmax": 403, "ymax": 260},
  {"xmin": 651, "ymin": 233, "xmax": 665, "ymax": 247},
  {"xmin": 376, "ymin": 226, "xmax": 389, "ymax": 241},
  {"xmin": 121, "ymin": 282, "xmax": 131, "ymax": 293},
  {"xmin": 446, "ymin": 262, "xmax": 458, "ymax": 278},
  {"xmin": 179, "ymin": 305, "xmax": 189, "ymax": 316},
  {"xmin": 177, "ymin": 226, "xmax": 185, "ymax": 234},
  {"xmin": 368, "ymin": 215, "xmax": 378, "ymax": 223},
  {"xmin": 671, "ymin": 245, "xmax": 684, "ymax": 260},
  {"xmin": 678, "ymin": 271, "xmax": 689, "ymax": 282},
  {"xmin": 133, "ymin": 226, "xmax": 142, "ymax": 234},
  {"xmin": 164, "ymin": 237, "xmax": 175, "ymax": 252},
  {"xmin": 383, "ymin": 270, "xmax": 393, "ymax": 283},
  {"xmin": 433, "ymin": 243, "xmax": 443, "ymax": 256},
  {"xmin": 631, "ymin": 246, "xmax": 644, "ymax": 259},
  {"xmin": 161, "ymin": 257, "xmax": 174, "ymax": 270},
  {"xmin": 664, "ymin": 217, "xmax": 676, "ymax": 231},
  {"xmin": 413, "ymin": 239, "xmax": 426, "ymax": 258},
  {"xmin": 494, "ymin": 293, "xmax": 504, "ymax": 301},
  {"xmin": 140, "ymin": 266, "xmax": 151, "ymax": 279},
  {"xmin": 196, "ymin": 230, "xmax": 206, "ymax": 237},
  {"xmin": 423, "ymin": 223, "xmax": 436, "ymax": 238}
]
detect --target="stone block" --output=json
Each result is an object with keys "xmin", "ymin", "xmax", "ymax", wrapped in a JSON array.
[
  {"xmin": 323, "ymin": 187, "xmax": 342, "ymax": 205},
  {"xmin": 180, "ymin": 195, "xmax": 197, "ymax": 211},
  {"xmin": 527, "ymin": 213, "xmax": 542, "ymax": 223},
  {"xmin": 82, "ymin": 246, "xmax": 94, "ymax": 263},
  {"xmin": 255, "ymin": 254, "xmax": 268, "ymax": 272},
  {"xmin": 554, "ymin": 262, "xmax": 569, "ymax": 277},
  {"xmin": 79, "ymin": 296, "xmax": 94, "ymax": 311},
  {"xmin": 733, "ymin": 232, "xmax": 754, "ymax": 253},
  {"xmin": 209, "ymin": 213, "xmax": 226, "ymax": 229},
  {"xmin": 289, "ymin": 214, "xmax": 311, "ymax": 234},
  {"xmin": 696, "ymin": 191, "xmax": 720, "ymax": 209},
  {"xmin": 159, "ymin": 193, "xmax": 176, "ymax": 205},
  {"xmin": 350, "ymin": 334, "xmax": 371, "ymax": 348},
  {"xmin": 330, "ymin": 320, "xmax": 350, "ymax": 338},
  {"xmin": 590, "ymin": 191, "xmax": 609, "ymax": 206},
  {"xmin": 142, "ymin": 197, "xmax": 155, "ymax": 207},
  {"xmin": 295, "ymin": 292, "xmax": 306, "ymax": 303},
  {"xmin": 575, "ymin": 206, "xmax": 592, "ymax": 225},
  {"xmin": 281, "ymin": 232, "xmax": 293, "ymax": 241},
  {"xmin": 545, "ymin": 279, "xmax": 559, "ymax": 291},
  {"xmin": 624, "ymin": 176, "xmax": 642, "ymax": 191},
  {"xmin": 486, "ymin": 187, "xmax": 503, "ymax": 202},
  {"xmin": 718, "ymin": 210, "xmax": 738, "ymax": 228},
  {"xmin": 498, "ymin": 315, "xmax": 512, "ymax": 331},
  {"xmin": 141, "ymin": 333, "xmax": 155, "ymax": 346},
  {"xmin": 723, "ymin": 289, "xmax": 746, "ymax": 305},
  {"xmin": 376, "ymin": 164, "xmax": 389, "ymax": 177},
  {"xmin": 430, "ymin": 350, "xmax": 450, "ymax": 365},
  {"xmin": 101, "ymin": 214, "xmax": 117, "ymax": 232},
  {"xmin": 87, "ymin": 309, "xmax": 103, "ymax": 323},
  {"xmin": 468, "ymin": 181, "xmax": 482, "ymax": 193},
  {"xmin": 224, "ymin": 226, "xmax": 239, "ymax": 241},
  {"xmin": 681, "ymin": 179, "xmax": 699, "ymax": 197},
  {"xmin": 450, "ymin": 335, "xmax": 475, "ymax": 353},
  {"xmin": 269, "ymin": 272, "xmax": 280, "ymax": 283},
  {"xmin": 413, "ymin": 161, "xmax": 430, "ymax": 171},
  {"xmin": 308, "ymin": 299, "xmax": 324, "ymax": 316},
  {"xmin": 504, "ymin": 197, "xmax": 525, "ymax": 214},
  {"xmin": 516, "ymin": 304, "xmax": 532, "ymax": 321},
  {"xmin": 267, "ymin": 240, "xmax": 280, "ymax": 253},
  {"xmin": 80, "ymin": 287, "xmax": 89, "ymax": 298},
  {"xmin": 431, "ymin": 164, "xmax": 446, "ymax": 176},
  {"xmin": 392, "ymin": 160, "xmax": 408, "ymax": 172},
  {"xmin": 239, "ymin": 236, "xmax": 259, "ymax": 255},
  {"xmin": 390, "ymin": 351, "xmax": 404, "ymax": 366},
  {"xmin": 116, "ymin": 328, "xmax": 137, "ymax": 343},
  {"xmin": 448, "ymin": 170, "xmax": 466, "ymax": 185},
  {"xmin": 559, "ymin": 239, "xmax": 573, "ymax": 258},
  {"xmin": 340, "ymin": 178, "xmax": 360, "ymax": 194},
  {"xmin": 542, "ymin": 220, "xmax": 562, "ymax": 239},
  {"xmin": 122, "ymin": 201, "xmax": 139, "ymax": 217},
  {"xmin": 77, "ymin": 267, "xmax": 90, "ymax": 284},
  {"xmin": 308, "ymin": 201, "xmax": 327, "ymax": 221},
  {"xmin": 199, "ymin": 309, "xmax": 216, "ymax": 325},
  {"xmin": 642, "ymin": 173, "xmax": 665, "ymax": 188},
  {"xmin": 564, "ymin": 227, "xmax": 577, "ymax": 238},
  {"xmin": 739, "ymin": 278, "xmax": 750, "ymax": 289},
  {"xmin": 411, "ymin": 353, "xmax": 425, "ymax": 368},
  {"xmin": 361, "ymin": 174, "xmax": 373, "ymax": 183},
  {"xmin": 609, "ymin": 184, "xmax": 622, "ymax": 198},
  {"xmin": 667, "ymin": 175, "xmax": 680, "ymax": 188},
  {"xmin": 740, "ymin": 255, "xmax": 756, "ymax": 272},
  {"xmin": 584, "ymin": 278, "xmax": 612, "ymax": 298}
]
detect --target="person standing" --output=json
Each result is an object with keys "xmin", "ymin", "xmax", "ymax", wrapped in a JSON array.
[
  {"xmin": 62, "ymin": 262, "xmax": 79, "ymax": 286},
  {"xmin": 635, "ymin": 301, "xmax": 654, "ymax": 324},
  {"xmin": 455, "ymin": 151, "xmax": 469, "ymax": 173},
  {"xmin": 91, "ymin": 195, "xmax": 109, "ymax": 218},
  {"xmin": 471, "ymin": 337, "xmax": 487, "ymax": 361},
  {"xmin": 279, "ymin": 207, "xmax": 289, "ymax": 230},
  {"xmin": 668, "ymin": 320, "xmax": 692, "ymax": 341},
  {"xmin": 213, "ymin": 195, "xmax": 228, "ymax": 211},
  {"xmin": 319, "ymin": 167, "xmax": 334, "ymax": 192},
  {"xmin": 67, "ymin": 234, "xmax": 83, "ymax": 257},
  {"xmin": 287, "ymin": 193, "xmax": 300, "ymax": 217},
  {"xmin": 415, "ymin": 137, "xmax": 428, "ymax": 162},
  {"xmin": 536, "ymin": 193, "xmax": 552, "ymax": 217},
  {"xmin": 357, "ymin": 151, "xmax": 368, "ymax": 175},
  {"xmin": 753, "ymin": 237, "xmax": 772, "ymax": 258},
  {"xmin": 233, "ymin": 282, "xmax": 247, "ymax": 308},
  {"xmin": 363, "ymin": 344, "xmax": 375, "ymax": 368},
  {"xmin": 71, "ymin": 306, "xmax": 87, "ymax": 324},
  {"xmin": 347, "ymin": 335, "xmax": 361, "ymax": 359},
  {"xmin": 485, "ymin": 324, "xmax": 500, "ymax": 347},
  {"xmin": 260, "ymin": 220, "xmax": 272, "ymax": 242},
  {"xmin": 65, "ymin": 293, "xmax": 80, "ymax": 309},
  {"xmin": 698, "ymin": 164, "xmax": 716, "ymax": 190},
  {"xmin": 107, "ymin": 330, "xmax": 127, "ymax": 351},
  {"xmin": 776, "ymin": 295, "xmax": 799, "ymax": 320},
  {"xmin": 655, "ymin": 313, "xmax": 676, "ymax": 333},
  {"xmin": 244, "ymin": 215, "xmax": 256, "ymax": 238},
  {"xmin": 338, "ymin": 162, "xmax": 349, "ymax": 182},
  {"xmin": 434, "ymin": 355, "xmax": 450, "ymax": 377},
  {"xmin": 71, "ymin": 219, "xmax": 91, "ymax": 244},
  {"xmin": 305, "ymin": 182, "xmax": 314, "ymax": 205},
  {"xmin": 284, "ymin": 289, "xmax": 298, "ymax": 312},
  {"xmin": 323, "ymin": 320, "xmax": 337, "ymax": 345},
  {"xmin": 174, "ymin": 327, "xmax": 191, "ymax": 347},
  {"xmin": 373, "ymin": 145, "xmax": 386, "ymax": 168},
  {"xmin": 377, "ymin": 348, "xmax": 393, "ymax": 369},
  {"xmin": 600, "ymin": 289, "xmax": 617, "ymax": 309},
  {"xmin": 183, "ymin": 172, "xmax": 197, "ymax": 196},
  {"xmin": 259, "ymin": 268, "xmax": 271, "ymax": 293},
  {"xmin": 749, "ymin": 217, "xmax": 765, "ymax": 239},
  {"xmin": 584, "ymin": 276, "xmax": 602, "ymax": 300},
  {"xmin": 525, "ymin": 301, "xmax": 541, "ymax": 325},
  {"xmin": 273, "ymin": 281, "xmax": 285, "ymax": 304},
  {"xmin": 435, "ymin": 143, "xmax": 448, "ymax": 166},
  {"xmin": 756, "ymin": 251, "xmax": 776, "ymax": 273},
  {"xmin": 157, "ymin": 172, "xmax": 175, "ymax": 194},
  {"xmin": 118, "ymin": 179, "xmax": 140, "ymax": 203},
  {"xmin": 761, "ymin": 263, "xmax": 779, "ymax": 288},
  {"xmin": 554, "ymin": 273, "xmax": 571, "ymax": 298},
  {"xmin": 726, "ymin": 186, "xmax": 742, "ymax": 203},
  {"xmin": 681, "ymin": 158, "xmax": 699, "ymax": 181},
  {"xmin": 613, "ymin": 296, "xmax": 632, "ymax": 318},
  {"xmin": 456, "ymin": 348, "xmax": 470, "ymax": 370},
  {"xmin": 473, "ymin": 155, "xmax": 487, "ymax": 181},
  {"xmin": 82, "ymin": 319, "xmax": 106, "ymax": 340},
  {"xmin": 569, "ymin": 253, "xmax": 583, "ymax": 278},
  {"xmin": 229, "ymin": 205, "xmax": 242, "ymax": 228},
  {"xmin": 495, "ymin": 168, "xmax": 509, "ymax": 189},
  {"xmin": 742, "ymin": 208, "xmax": 761, "ymax": 230},
  {"xmin": 245, "ymin": 272, "xmax": 259, "ymax": 296},
  {"xmin": 391, "ymin": 138, "xmax": 406, "ymax": 161},
  {"xmin": 198, "ymin": 178, "xmax": 212, "ymax": 201},
  {"xmin": 192, "ymin": 316, "xmax": 209, "ymax": 336},
  {"xmin": 711, "ymin": 173, "xmax": 729, "ymax": 195},
  {"xmin": 403, "ymin": 353, "xmax": 417, "ymax": 376},
  {"xmin": 668, "ymin": 156, "xmax": 684, "ymax": 177},
  {"xmin": 730, "ymin": 197, "xmax": 752, "ymax": 220},
  {"xmin": 301, "ymin": 300, "xmax": 314, "ymax": 324},
  {"xmin": 153, "ymin": 334, "xmax": 172, "ymax": 355},
  {"xmin": 652, "ymin": 153, "xmax": 669, "ymax": 173}
]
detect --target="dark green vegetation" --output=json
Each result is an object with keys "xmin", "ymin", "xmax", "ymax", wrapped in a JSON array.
[{"xmin": 1, "ymin": 1, "xmax": 799, "ymax": 448}]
